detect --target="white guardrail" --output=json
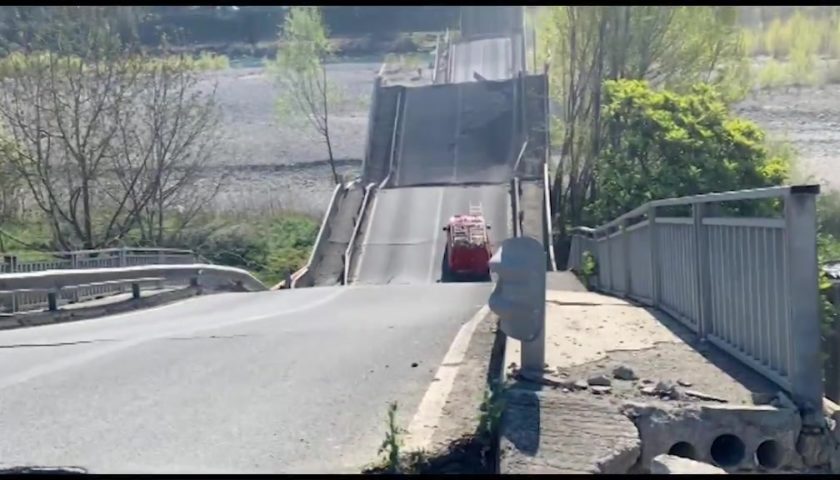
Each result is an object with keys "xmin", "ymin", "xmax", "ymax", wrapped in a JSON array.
[
  {"xmin": 1, "ymin": 248, "xmax": 200, "ymax": 313},
  {"xmin": 290, "ymin": 182, "xmax": 345, "ymax": 289},
  {"xmin": 343, "ymin": 183, "xmax": 376, "ymax": 285},
  {"xmin": 568, "ymin": 185, "xmax": 823, "ymax": 411},
  {"xmin": 0, "ymin": 264, "xmax": 267, "ymax": 314}
]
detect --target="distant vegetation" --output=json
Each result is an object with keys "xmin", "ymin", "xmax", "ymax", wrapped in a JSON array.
[
  {"xmin": 0, "ymin": 6, "xmax": 458, "ymax": 58},
  {"xmin": 740, "ymin": 9, "xmax": 840, "ymax": 88},
  {"xmin": 0, "ymin": 6, "xmax": 316, "ymax": 284},
  {"xmin": 537, "ymin": 5, "xmax": 839, "ymax": 376}
]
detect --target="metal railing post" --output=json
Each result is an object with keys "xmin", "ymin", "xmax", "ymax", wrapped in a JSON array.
[
  {"xmin": 784, "ymin": 187, "xmax": 823, "ymax": 413},
  {"xmin": 48, "ymin": 290, "xmax": 58, "ymax": 311},
  {"xmin": 693, "ymin": 203, "xmax": 712, "ymax": 340},
  {"xmin": 648, "ymin": 206, "xmax": 661, "ymax": 307},
  {"xmin": 620, "ymin": 220, "xmax": 631, "ymax": 297}
]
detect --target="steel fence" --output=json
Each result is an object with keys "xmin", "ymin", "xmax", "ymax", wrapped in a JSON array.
[
  {"xmin": 568, "ymin": 185, "xmax": 823, "ymax": 411},
  {"xmin": 1, "ymin": 248, "xmax": 198, "ymax": 313}
]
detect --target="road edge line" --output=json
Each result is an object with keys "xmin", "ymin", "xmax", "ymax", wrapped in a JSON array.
[{"xmin": 404, "ymin": 304, "xmax": 489, "ymax": 452}]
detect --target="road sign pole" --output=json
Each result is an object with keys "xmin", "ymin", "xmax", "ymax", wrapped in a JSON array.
[{"xmin": 489, "ymin": 236, "xmax": 547, "ymax": 381}]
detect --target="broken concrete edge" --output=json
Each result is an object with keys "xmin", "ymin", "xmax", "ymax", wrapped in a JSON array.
[
  {"xmin": 620, "ymin": 400, "xmax": 808, "ymax": 473},
  {"xmin": 651, "ymin": 454, "xmax": 727, "ymax": 474},
  {"xmin": 0, "ymin": 286, "xmax": 200, "ymax": 330}
]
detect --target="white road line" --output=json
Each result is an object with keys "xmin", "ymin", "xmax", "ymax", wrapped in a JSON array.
[{"xmin": 404, "ymin": 305, "xmax": 489, "ymax": 452}]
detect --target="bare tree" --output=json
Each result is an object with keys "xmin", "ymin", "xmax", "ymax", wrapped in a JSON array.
[
  {"xmin": 113, "ymin": 58, "xmax": 226, "ymax": 246},
  {"xmin": 271, "ymin": 6, "xmax": 341, "ymax": 185},
  {"xmin": 0, "ymin": 9, "xmax": 225, "ymax": 249}
]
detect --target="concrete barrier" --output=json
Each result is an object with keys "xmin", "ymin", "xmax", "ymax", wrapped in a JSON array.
[
  {"xmin": 292, "ymin": 182, "xmax": 345, "ymax": 288},
  {"xmin": 343, "ymin": 183, "xmax": 377, "ymax": 285}
]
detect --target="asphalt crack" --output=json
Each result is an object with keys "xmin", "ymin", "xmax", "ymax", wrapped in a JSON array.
[
  {"xmin": 165, "ymin": 334, "xmax": 251, "ymax": 341},
  {"xmin": 0, "ymin": 339, "xmax": 115, "ymax": 349}
]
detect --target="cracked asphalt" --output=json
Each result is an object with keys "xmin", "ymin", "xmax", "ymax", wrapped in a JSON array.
[{"xmin": 0, "ymin": 284, "xmax": 491, "ymax": 473}]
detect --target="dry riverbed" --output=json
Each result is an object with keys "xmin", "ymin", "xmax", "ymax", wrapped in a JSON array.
[{"xmin": 204, "ymin": 60, "xmax": 840, "ymax": 217}]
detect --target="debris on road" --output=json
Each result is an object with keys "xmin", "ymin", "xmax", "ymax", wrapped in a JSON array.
[
  {"xmin": 613, "ymin": 365, "xmax": 638, "ymax": 381},
  {"xmin": 588, "ymin": 374, "xmax": 612, "ymax": 387},
  {"xmin": 653, "ymin": 381, "xmax": 683, "ymax": 400},
  {"xmin": 651, "ymin": 454, "xmax": 727, "ymax": 474},
  {"xmin": 684, "ymin": 389, "xmax": 728, "ymax": 403},
  {"xmin": 591, "ymin": 385, "xmax": 612, "ymax": 395},
  {"xmin": 677, "ymin": 379, "xmax": 692, "ymax": 387}
]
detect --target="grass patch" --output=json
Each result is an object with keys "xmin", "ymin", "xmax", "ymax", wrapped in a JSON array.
[
  {"xmin": 188, "ymin": 211, "xmax": 318, "ymax": 286},
  {"xmin": 363, "ymin": 385, "xmax": 503, "ymax": 475}
]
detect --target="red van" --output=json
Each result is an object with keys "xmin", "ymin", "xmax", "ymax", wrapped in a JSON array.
[{"xmin": 442, "ymin": 211, "xmax": 493, "ymax": 282}]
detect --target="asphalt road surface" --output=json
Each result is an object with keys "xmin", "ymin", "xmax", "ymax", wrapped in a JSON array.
[
  {"xmin": 352, "ymin": 185, "xmax": 510, "ymax": 286},
  {"xmin": 390, "ymin": 81, "xmax": 517, "ymax": 188},
  {"xmin": 450, "ymin": 37, "xmax": 514, "ymax": 83},
  {"xmin": 0, "ymin": 284, "xmax": 491, "ymax": 473}
]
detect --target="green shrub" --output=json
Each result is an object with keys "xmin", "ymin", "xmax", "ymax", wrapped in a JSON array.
[
  {"xmin": 587, "ymin": 80, "xmax": 789, "ymax": 224},
  {"xmin": 188, "ymin": 213, "xmax": 317, "ymax": 285}
]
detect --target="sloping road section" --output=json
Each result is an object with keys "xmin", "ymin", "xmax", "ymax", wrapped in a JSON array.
[
  {"xmin": 450, "ymin": 37, "xmax": 514, "ymax": 83},
  {"xmin": 388, "ymin": 80, "xmax": 517, "ymax": 188},
  {"xmin": 0, "ymin": 284, "xmax": 491, "ymax": 474},
  {"xmin": 352, "ymin": 185, "xmax": 511, "ymax": 285}
]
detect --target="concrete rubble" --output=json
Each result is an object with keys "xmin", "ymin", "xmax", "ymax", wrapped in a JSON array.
[
  {"xmin": 621, "ymin": 401, "xmax": 802, "ymax": 472},
  {"xmin": 499, "ymin": 278, "xmax": 836, "ymax": 475},
  {"xmin": 651, "ymin": 454, "xmax": 727, "ymax": 474}
]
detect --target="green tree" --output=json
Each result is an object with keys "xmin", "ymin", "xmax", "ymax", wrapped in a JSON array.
[
  {"xmin": 535, "ymin": 6, "xmax": 751, "ymax": 246},
  {"xmin": 586, "ymin": 80, "xmax": 788, "ymax": 223},
  {"xmin": 270, "ymin": 6, "xmax": 341, "ymax": 185}
]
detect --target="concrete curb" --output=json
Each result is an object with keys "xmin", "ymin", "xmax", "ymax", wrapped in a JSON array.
[{"xmin": 0, "ymin": 287, "xmax": 200, "ymax": 330}]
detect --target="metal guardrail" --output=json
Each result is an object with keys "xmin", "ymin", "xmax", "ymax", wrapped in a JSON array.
[
  {"xmin": 0, "ymin": 263, "xmax": 267, "ymax": 314},
  {"xmin": 511, "ymin": 177, "xmax": 522, "ymax": 238},
  {"xmin": 568, "ymin": 185, "xmax": 823, "ymax": 411},
  {"xmin": 1, "ymin": 248, "xmax": 198, "ymax": 313},
  {"xmin": 543, "ymin": 162, "xmax": 557, "ymax": 271},
  {"xmin": 343, "ymin": 183, "xmax": 376, "ymax": 285}
]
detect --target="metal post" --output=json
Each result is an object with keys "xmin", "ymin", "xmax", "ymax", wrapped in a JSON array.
[
  {"xmin": 620, "ymin": 219, "xmax": 631, "ymax": 297},
  {"xmin": 693, "ymin": 203, "xmax": 712, "ymax": 340},
  {"xmin": 649, "ymin": 206, "xmax": 661, "ymax": 307},
  {"xmin": 48, "ymin": 291, "xmax": 58, "ymax": 311},
  {"xmin": 784, "ymin": 186, "xmax": 823, "ymax": 415},
  {"xmin": 521, "ymin": 312, "xmax": 545, "ymax": 380},
  {"xmin": 489, "ymin": 238, "xmax": 546, "ymax": 381},
  {"xmin": 131, "ymin": 282, "xmax": 141, "ymax": 300}
]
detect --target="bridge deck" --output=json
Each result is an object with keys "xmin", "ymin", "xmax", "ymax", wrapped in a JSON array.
[{"xmin": 500, "ymin": 272, "xmax": 781, "ymax": 474}]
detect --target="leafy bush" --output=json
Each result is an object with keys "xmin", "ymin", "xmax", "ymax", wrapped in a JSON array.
[
  {"xmin": 174, "ymin": 213, "xmax": 317, "ymax": 286},
  {"xmin": 586, "ymin": 80, "xmax": 789, "ymax": 224}
]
